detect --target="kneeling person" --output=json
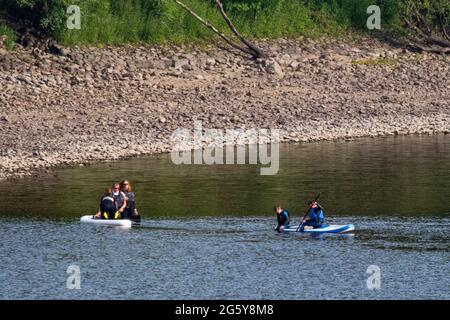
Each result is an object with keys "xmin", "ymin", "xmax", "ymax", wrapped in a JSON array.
[
  {"xmin": 95, "ymin": 188, "xmax": 120, "ymax": 220},
  {"xmin": 275, "ymin": 206, "xmax": 290, "ymax": 233}
]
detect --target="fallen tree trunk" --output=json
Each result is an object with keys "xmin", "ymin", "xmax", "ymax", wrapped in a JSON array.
[{"xmin": 407, "ymin": 41, "xmax": 450, "ymax": 54}]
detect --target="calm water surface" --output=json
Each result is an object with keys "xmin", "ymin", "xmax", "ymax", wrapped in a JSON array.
[{"xmin": 0, "ymin": 135, "xmax": 449, "ymax": 299}]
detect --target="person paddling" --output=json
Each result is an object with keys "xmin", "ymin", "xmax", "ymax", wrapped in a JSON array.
[
  {"xmin": 299, "ymin": 201, "xmax": 325, "ymax": 231},
  {"xmin": 274, "ymin": 206, "xmax": 290, "ymax": 233},
  {"xmin": 120, "ymin": 180, "xmax": 139, "ymax": 220}
]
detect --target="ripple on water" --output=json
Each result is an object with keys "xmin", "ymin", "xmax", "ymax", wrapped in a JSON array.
[{"xmin": 0, "ymin": 216, "xmax": 448, "ymax": 299}]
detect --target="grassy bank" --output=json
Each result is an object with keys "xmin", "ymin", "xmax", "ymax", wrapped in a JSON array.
[
  {"xmin": 2, "ymin": 0, "xmax": 403, "ymax": 46},
  {"xmin": 56, "ymin": 0, "xmax": 403, "ymax": 45},
  {"xmin": 0, "ymin": 23, "xmax": 15, "ymax": 50},
  {"xmin": 1, "ymin": 1, "xmax": 448, "ymax": 47}
]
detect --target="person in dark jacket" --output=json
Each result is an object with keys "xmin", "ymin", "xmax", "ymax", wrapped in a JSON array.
[
  {"xmin": 94, "ymin": 183, "xmax": 127, "ymax": 219},
  {"xmin": 95, "ymin": 188, "xmax": 119, "ymax": 219},
  {"xmin": 120, "ymin": 180, "xmax": 140, "ymax": 220},
  {"xmin": 274, "ymin": 206, "xmax": 290, "ymax": 233}
]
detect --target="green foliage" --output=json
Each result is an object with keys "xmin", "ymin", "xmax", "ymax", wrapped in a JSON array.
[
  {"xmin": 4, "ymin": 0, "xmax": 71, "ymax": 35},
  {"xmin": 14, "ymin": 0, "xmax": 38, "ymax": 7},
  {"xmin": 1, "ymin": 0, "xmax": 448, "ymax": 46},
  {"xmin": 0, "ymin": 24, "xmax": 16, "ymax": 50},
  {"xmin": 400, "ymin": 0, "xmax": 450, "ymax": 34},
  {"xmin": 226, "ymin": 0, "xmax": 316, "ymax": 38}
]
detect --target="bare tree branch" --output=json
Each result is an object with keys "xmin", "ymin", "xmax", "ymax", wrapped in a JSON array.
[
  {"xmin": 403, "ymin": 16, "xmax": 426, "ymax": 37},
  {"xmin": 213, "ymin": 0, "xmax": 265, "ymax": 58},
  {"xmin": 173, "ymin": 0, "xmax": 266, "ymax": 59},
  {"xmin": 410, "ymin": 1, "xmax": 433, "ymax": 36},
  {"xmin": 173, "ymin": 0, "xmax": 255, "ymax": 56},
  {"xmin": 439, "ymin": 13, "xmax": 450, "ymax": 43}
]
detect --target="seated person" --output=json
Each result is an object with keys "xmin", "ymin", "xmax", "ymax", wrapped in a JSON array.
[
  {"xmin": 120, "ymin": 180, "xmax": 140, "ymax": 221},
  {"xmin": 299, "ymin": 201, "xmax": 324, "ymax": 231}
]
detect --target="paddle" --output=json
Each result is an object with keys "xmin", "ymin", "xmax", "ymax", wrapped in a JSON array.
[
  {"xmin": 296, "ymin": 192, "xmax": 321, "ymax": 232},
  {"xmin": 130, "ymin": 208, "xmax": 141, "ymax": 224}
]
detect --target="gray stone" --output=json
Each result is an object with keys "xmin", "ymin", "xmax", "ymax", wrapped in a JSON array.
[
  {"xmin": 49, "ymin": 43, "xmax": 69, "ymax": 56},
  {"xmin": 289, "ymin": 60, "xmax": 299, "ymax": 69},
  {"xmin": 153, "ymin": 59, "xmax": 172, "ymax": 70},
  {"xmin": 265, "ymin": 60, "xmax": 284, "ymax": 78},
  {"xmin": 172, "ymin": 58, "xmax": 189, "ymax": 69},
  {"xmin": 205, "ymin": 57, "xmax": 216, "ymax": 66},
  {"xmin": 0, "ymin": 35, "xmax": 7, "ymax": 49}
]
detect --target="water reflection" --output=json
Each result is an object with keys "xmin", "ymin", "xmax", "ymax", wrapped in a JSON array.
[{"xmin": 0, "ymin": 134, "xmax": 449, "ymax": 219}]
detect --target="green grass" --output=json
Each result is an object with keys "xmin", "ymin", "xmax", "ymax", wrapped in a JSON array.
[
  {"xmin": 0, "ymin": 23, "xmax": 15, "ymax": 50},
  {"xmin": 61, "ymin": 0, "xmax": 231, "ymax": 46},
  {"xmin": 352, "ymin": 58, "xmax": 398, "ymax": 67},
  {"xmin": 3, "ymin": 0, "xmax": 407, "ymax": 47},
  {"xmin": 60, "ymin": 0, "xmax": 390, "ymax": 46}
]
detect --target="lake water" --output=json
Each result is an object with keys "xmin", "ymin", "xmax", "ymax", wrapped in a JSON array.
[{"xmin": 0, "ymin": 135, "xmax": 449, "ymax": 299}]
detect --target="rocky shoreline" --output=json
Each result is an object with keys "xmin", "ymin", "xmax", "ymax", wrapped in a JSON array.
[{"xmin": 0, "ymin": 36, "xmax": 449, "ymax": 180}]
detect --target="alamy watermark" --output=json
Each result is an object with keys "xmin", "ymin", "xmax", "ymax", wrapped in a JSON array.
[
  {"xmin": 366, "ymin": 265, "xmax": 381, "ymax": 290},
  {"xmin": 66, "ymin": 264, "xmax": 81, "ymax": 290},
  {"xmin": 367, "ymin": 5, "xmax": 381, "ymax": 30},
  {"xmin": 65, "ymin": 4, "xmax": 380, "ymax": 31},
  {"xmin": 170, "ymin": 121, "xmax": 279, "ymax": 175},
  {"xmin": 65, "ymin": 4, "xmax": 381, "ymax": 31},
  {"xmin": 67, "ymin": 5, "xmax": 81, "ymax": 30}
]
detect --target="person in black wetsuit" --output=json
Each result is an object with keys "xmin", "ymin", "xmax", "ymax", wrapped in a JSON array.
[
  {"xmin": 94, "ymin": 188, "xmax": 119, "ymax": 219},
  {"xmin": 94, "ymin": 183, "xmax": 127, "ymax": 219},
  {"xmin": 274, "ymin": 205, "xmax": 290, "ymax": 233},
  {"xmin": 120, "ymin": 180, "xmax": 140, "ymax": 221}
]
